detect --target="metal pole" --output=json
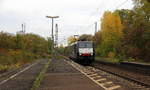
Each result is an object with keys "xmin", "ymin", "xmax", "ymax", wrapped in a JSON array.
[
  {"xmin": 55, "ymin": 24, "xmax": 58, "ymax": 47},
  {"xmin": 95, "ymin": 22, "xmax": 97, "ymax": 34},
  {"xmin": 24, "ymin": 23, "xmax": 26, "ymax": 33},
  {"xmin": 46, "ymin": 16, "xmax": 59, "ymax": 58},
  {"xmin": 52, "ymin": 18, "xmax": 54, "ymax": 47},
  {"xmin": 22, "ymin": 24, "xmax": 23, "ymax": 32},
  {"xmin": 51, "ymin": 18, "xmax": 54, "ymax": 56}
]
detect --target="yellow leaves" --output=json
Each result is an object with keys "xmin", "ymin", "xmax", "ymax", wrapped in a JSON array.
[
  {"xmin": 101, "ymin": 11, "xmax": 123, "ymax": 34},
  {"xmin": 94, "ymin": 31, "xmax": 102, "ymax": 44},
  {"xmin": 108, "ymin": 52, "xmax": 115, "ymax": 58},
  {"xmin": 0, "ymin": 63, "xmax": 20, "ymax": 71},
  {"xmin": 8, "ymin": 50, "xmax": 22, "ymax": 56},
  {"xmin": 101, "ymin": 11, "xmax": 123, "ymax": 45},
  {"xmin": 59, "ymin": 44, "xmax": 64, "ymax": 48},
  {"xmin": 0, "ymin": 65, "xmax": 9, "ymax": 71},
  {"xmin": 78, "ymin": 34, "xmax": 93, "ymax": 41},
  {"xmin": 68, "ymin": 36, "xmax": 78, "ymax": 45}
]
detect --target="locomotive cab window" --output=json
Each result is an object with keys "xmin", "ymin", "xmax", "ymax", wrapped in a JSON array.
[{"xmin": 78, "ymin": 42, "xmax": 93, "ymax": 48}]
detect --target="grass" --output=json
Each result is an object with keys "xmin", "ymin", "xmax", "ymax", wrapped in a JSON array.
[
  {"xmin": 0, "ymin": 64, "xmax": 20, "ymax": 72},
  {"xmin": 95, "ymin": 56, "xmax": 150, "ymax": 64},
  {"xmin": 95, "ymin": 56, "xmax": 120, "ymax": 64},
  {"xmin": 126, "ymin": 58, "xmax": 150, "ymax": 64},
  {"xmin": 0, "ymin": 50, "xmax": 51, "ymax": 72},
  {"xmin": 55, "ymin": 55, "xmax": 64, "ymax": 60},
  {"xmin": 30, "ymin": 59, "xmax": 51, "ymax": 90}
]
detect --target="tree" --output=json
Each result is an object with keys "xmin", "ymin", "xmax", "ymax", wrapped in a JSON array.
[
  {"xmin": 67, "ymin": 36, "xmax": 78, "ymax": 45},
  {"xmin": 47, "ymin": 37, "xmax": 53, "ymax": 53},
  {"xmin": 99, "ymin": 11, "xmax": 123, "ymax": 56},
  {"xmin": 93, "ymin": 31, "xmax": 102, "ymax": 47},
  {"xmin": 78, "ymin": 34, "xmax": 93, "ymax": 41},
  {"xmin": 57, "ymin": 44, "xmax": 65, "ymax": 54},
  {"xmin": 94, "ymin": 0, "xmax": 150, "ymax": 61},
  {"xmin": 0, "ymin": 32, "xmax": 52, "ymax": 70},
  {"xmin": 16, "ymin": 34, "xmax": 25, "ymax": 50},
  {"xmin": 131, "ymin": 0, "xmax": 150, "ymax": 60}
]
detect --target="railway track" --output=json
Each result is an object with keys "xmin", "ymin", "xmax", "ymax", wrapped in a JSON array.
[
  {"xmin": 92, "ymin": 61, "xmax": 150, "ymax": 89},
  {"xmin": 63, "ymin": 57, "xmax": 147, "ymax": 89},
  {"xmin": 61, "ymin": 55, "xmax": 150, "ymax": 89}
]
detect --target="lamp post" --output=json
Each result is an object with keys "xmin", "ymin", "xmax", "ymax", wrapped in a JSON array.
[{"xmin": 46, "ymin": 16, "xmax": 59, "ymax": 57}]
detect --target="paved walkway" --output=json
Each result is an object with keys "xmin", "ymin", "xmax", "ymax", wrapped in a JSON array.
[
  {"xmin": 38, "ymin": 59, "xmax": 104, "ymax": 90},
  {"xmin": 0, "ymin": 60, "xmax": 47, "ymax": 90}
]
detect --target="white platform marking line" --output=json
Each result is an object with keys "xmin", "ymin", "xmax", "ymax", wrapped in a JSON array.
[
  {"xmin": 66, "ymin": 61, "xmax": 108, "ymax": 90},
  {"xmin": 107, "ymin": 85, "xmax": 121, "ymax": 90},
  {"xmin": 66, "ymin": 61, "xmax": 121, "ymax": 90},
  {"xmin": 84, "ymin": 72, "xmax": 93, "ymax": 74},
  {"xmin": 88, "ymin": 73, "xmax": 98, "ymax": 77},
  {"xmin": 83, "ymin": 70, "xmax": 91, "ymax": 73},
  {"xmin": 92, "ymin": 68, "xmax": 98, "ymax": 72},
  {"xmin": 0, "ymin": 61, "xmax": 38, "ymax": 85},
  {"xmin": 96, "ymin": 78, "xmax": 106, "ymax": 82}
]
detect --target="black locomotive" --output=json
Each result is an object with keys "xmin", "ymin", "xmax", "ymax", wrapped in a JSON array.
[{"xmin": 66, "ymin": 41, "xmax": 95, "ymax": 64}]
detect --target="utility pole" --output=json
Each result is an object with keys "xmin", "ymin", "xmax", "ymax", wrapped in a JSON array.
[
  {"xmin": 21, "ymin": 23, "xmax": 26, "ymax": 34},
  {"xmin": 55, "ymin": 24, "xmax": 58, "ymax": 48},
  {"xmin": 46, "ymin": 16, "xmax": 59, "ymax": 57},
  {"xmin": 95, "ymin": 22, "xmax": 97, "ymax": 34},
  {"xmin": 24, "ymin": 23, "xmax": 26, "ymax": 33},
  {"xmin": 21, "ymin": 24, "xmax": 24, "ymax": 32}
]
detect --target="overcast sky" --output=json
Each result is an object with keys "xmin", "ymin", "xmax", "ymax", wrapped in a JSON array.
[{"xmin": 0, "ymin": 0, "xmax": 133, "ymax": 45}]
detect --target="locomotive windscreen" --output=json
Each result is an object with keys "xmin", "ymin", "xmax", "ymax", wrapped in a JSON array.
[{"xmin": 78, "ymin": 42, "xmax": 93, "ymax": 48}]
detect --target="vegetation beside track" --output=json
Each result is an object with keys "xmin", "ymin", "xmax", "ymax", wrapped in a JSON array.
[
  {"xmin": 65, "ymin": 0, "xmax": 150, "ymax": 63},
  {"xmin": 95, "ymin": 57, "xmax": 121, "ymax": 64},
  {"xmin": 0, "ymin": 32, "xmax": 52, "ymax": 72},
  {"xmin": 95, "ymin": 56, "xmax": 150, "ymax": 64},
  {"xmin": 94, "ymin": 0, "xmax": 150, "ymax": 63},
  {"xmin": 31, "ymin": 59, "xmax": 51, "ymax": 90}
]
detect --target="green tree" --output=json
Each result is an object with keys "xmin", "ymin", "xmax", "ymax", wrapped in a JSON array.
[
  {"xmin": 68, "ymin": 36, "xmax": 78, "ymax": 45},
  {"xmin": 99, "ymin": 11, "xmax": 123, "ymax": 57},
  {"xmin": 78, "ymin": 34, "xmax": 93, "ymax": 41}
]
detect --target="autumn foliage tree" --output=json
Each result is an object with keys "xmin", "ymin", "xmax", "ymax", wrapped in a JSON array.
[
  {"xmin": 95, "ymin": 0, "xmax": 150, "ymax": 62},
  {"xmin": 115, "ymin": 0, "xmax": 150, "ymax": 60},
  {"xmin": 97, "ymin": 11, "xmax": 123, "ymax": 57},
  {"xmin": 0, "ymin": 32, "xmax": 52, "ymax": 71},
  {"xmin": 68, "ymin": 36, "xmax": 78, "ymax": 45},
  {"xmin": 78, "ymin": 34, "xmax": 93, "ymax": 41}
]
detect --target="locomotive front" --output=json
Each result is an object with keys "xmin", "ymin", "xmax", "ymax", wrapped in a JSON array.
[{"xmin": 77, "ymin": 41, "xmax": 95, "ymax": 64}]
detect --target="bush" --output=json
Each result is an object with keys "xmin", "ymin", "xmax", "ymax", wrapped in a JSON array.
[
  {"xmin": 0, "ymin": 55, "xmax": 12, "ymax": 65},
  {"xmin": 0, "ymin": 32, "xmax": 52, "ymax": 71},
  {"xmin": 108, "ymin": 52, "xmax": 115, "ymax": 58}
]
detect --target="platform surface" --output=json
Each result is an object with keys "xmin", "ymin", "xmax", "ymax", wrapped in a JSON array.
[{"xmin": 38, "ymin": 59, "xmax": 104, "ymax": 90}]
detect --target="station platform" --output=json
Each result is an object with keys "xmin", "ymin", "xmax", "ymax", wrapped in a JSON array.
[{"xmin": 38, "ymin": 59, "xmax": 104, "ymax": 90}]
